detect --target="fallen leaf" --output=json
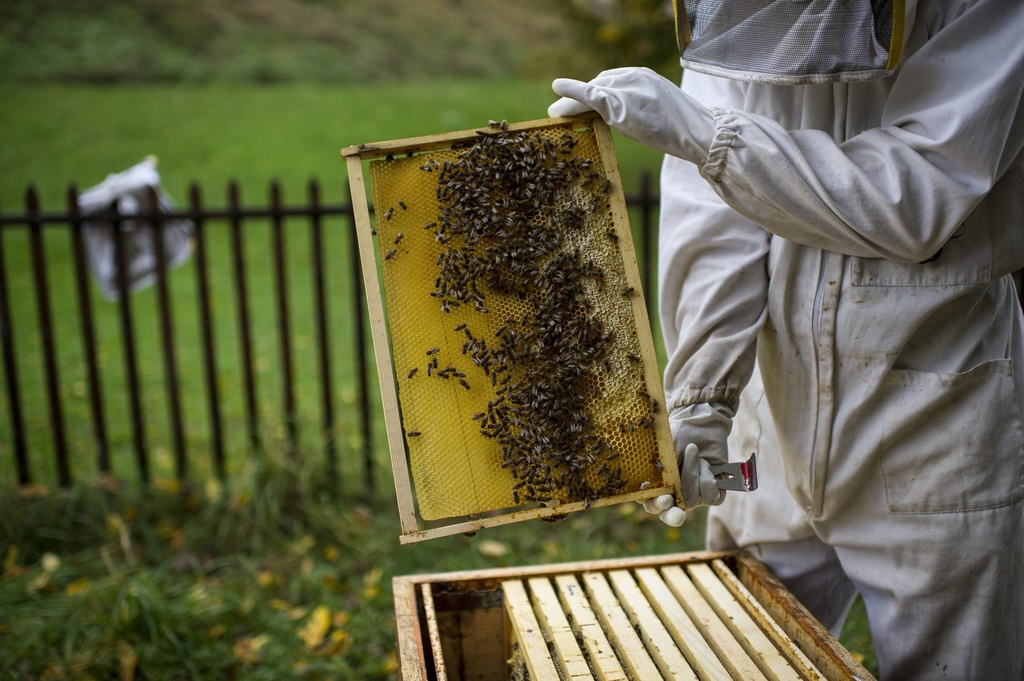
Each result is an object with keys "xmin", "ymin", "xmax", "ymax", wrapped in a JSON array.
[
  {"xmin": 268, "ymin": 598, "xmax": 292, "ymax": 611},
  {"xmin": 477, "ymin": 540, "xmax": 509, "ymax": 558},
  {"xmin": 233, "ymin": 634, "xmax": 269, "ymax": 665},
  {"xmin": 39, "ymin": 664, "xmax": 65, "ymax": 680},
  {"xmin": 41, "ymin": 552, "xmax": 60, "ymax": 573},
  {"xmin": 118, "ymin": 640, "xmax": 138, "ymax": 680},
  {"xmin": 322, "ymin": 629, "xmax": 350, "ymax": 656},
  {"xmin": 26, "ymin": 572, "xmax": 50, "ymax": 593},
  {"xmin": 299, "ymin": 605, "xmax": 331, "ymax": 650},
  {"xmin": 66, "ymin": 578, "xmax": 90, "ymax": 596},
  {"xmin": 257, "ymin": 570, "xmax": 280, "ymax": 589},
  {"xmin": 153, "ymin": 477, "xmax": 181, "ymax": 495},
  {"xmin": 106, "ymin": 514, "xmax": 125, "ymax": 536},
  {"xmin": 3, "ymin": 546, "xmax": 25, "ymax": 580}
]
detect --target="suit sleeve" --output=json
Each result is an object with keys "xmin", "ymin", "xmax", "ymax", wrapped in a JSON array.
[
  {"xmin": 697, "ymin": 0, "xmax": 1024, "ymax": 264},
  {"xmin": 659, "ymin": 75, "xmax": 770, "ymax": 413}
]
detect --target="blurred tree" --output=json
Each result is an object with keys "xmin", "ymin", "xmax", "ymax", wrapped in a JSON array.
[{"xmin": 549, "ymin": 0, "xmax": 682, "ymax": 81}]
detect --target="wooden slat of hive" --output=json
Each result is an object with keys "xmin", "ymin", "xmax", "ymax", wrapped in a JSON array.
[
  {"xmin": 607, "ymin": 569, "xmax": 698, "ymax": 681},
  {"xmin": 710, "ymin": 560, "xmax": 827, "ymax": 681},
  {"xmin": 503, "ymin": 579, "xmax": 562, "ymax": 681},
  {"xmin": 730, "ymin": 554, "xmax": 875, "ymax": 681},
  {"xmin": 527, "ymin": 577, "xmax": 595, "ymax": 681},
  {"xmin": 582, "ymin": 571, "xmax": 664, "ymax": 680},
  {"xmin": 686, "ymin": 562, "xmax": 804, "ymax": 681},
  {"xmin": 633, "ymin": 567, "xmax": 734, "ymax": 681},
  {"xmin": 419, "ymin": 585, "xmax": 449, "ymax": 681},
  {"xmin": 660, "ymin": 565, "xmax": 770, "ymax": 681},
  {"xmin": 555, "ymin": 574, "xmax": 629, "ymax": 681},
  {"xmin": 345, "ymin": 154, "xmax": 421, "ymax": 538},
  {"xmin": 393, "ymin": 576, "xmax": 430, "ymax": 681}
]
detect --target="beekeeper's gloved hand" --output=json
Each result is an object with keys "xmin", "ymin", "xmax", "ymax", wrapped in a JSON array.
[
  {"xmin": 547, "ymin": 67, "xmax": 716, "ymax": 165},
  {"xmin": 639, "ymin": 402, "xmax": 733, "ymax": 527}
]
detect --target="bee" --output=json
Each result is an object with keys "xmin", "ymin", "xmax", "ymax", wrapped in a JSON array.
[
  {"xmin": 398, "ymin": 200, "xmax": 408, "ymax": 210},
  {"xmin": 605, "ymin": 228, "xmax": 618, "ymax": 243},
  {"xmin": 384, "ymin": 206, "xmax": 394, "ymax": 221},
  {"xmin": 458, "ymin": 379, "xmax": 471, "ymax": 390},
  {"xmin": 407, "ymin": 367, "xmax": 418, "ymax": 378},
  {"xmin": 384, "ymin": 248, "xmax": 397, "ymax": 260},
  {"xmin": 394, "ymin": 233, "xmax": 404, "ymax": 245},
  {"xmin": 623, "ymin": 286, "xmax": 635, "ymax": 297},
  {"xmin": 426, "ymin": 347, "xmax": 440, "ymax": 355},
  {"xmin": 407, "ymin": 430, "xmax": 422, "ymax": 437}
]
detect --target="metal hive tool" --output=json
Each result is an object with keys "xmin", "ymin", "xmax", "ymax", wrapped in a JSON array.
[{"xmin": 342, "ymin": 115, "xmax": 680, "ymax": 543}]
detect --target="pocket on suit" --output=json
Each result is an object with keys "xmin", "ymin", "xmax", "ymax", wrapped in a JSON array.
[{"xmin": 881, "ymin": 359, "xmax": 1024, "ymax": 513}]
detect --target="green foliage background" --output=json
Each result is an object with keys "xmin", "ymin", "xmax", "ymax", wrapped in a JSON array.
[{"xmin": 0, "ymin": 0, "xmax": 682, "ymax": 86}]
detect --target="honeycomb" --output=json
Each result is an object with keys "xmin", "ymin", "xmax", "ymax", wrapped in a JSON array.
[{"xmin": 368, "ymin": 120, "xmax": 667, "ymax": 521}]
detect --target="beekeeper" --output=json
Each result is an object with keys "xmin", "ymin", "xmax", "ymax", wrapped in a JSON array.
[{"xmin": 549, "ymin": 0, "xmax": 1024, "ymax": 678}]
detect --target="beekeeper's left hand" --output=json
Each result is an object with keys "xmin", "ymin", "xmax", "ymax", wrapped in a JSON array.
[
  {"xmin": 638, "ymin": 402, "xmax": 733, "ymax": 526},
  {"xmin": 548, "ymin": 67, "xmax": 716, "ymax": 165}
]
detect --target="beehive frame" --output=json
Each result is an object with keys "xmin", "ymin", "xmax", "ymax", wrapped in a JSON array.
[
  {"xmin": 342, "ymin": 115, "xmax": 680, "ymax": 543},
  {"xmin": 393, "ymin": 551, "xmax": 876, "ymax": 680}
]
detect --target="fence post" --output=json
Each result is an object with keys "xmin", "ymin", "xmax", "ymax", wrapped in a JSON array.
[
  {"xmin": 149, "ymin": 186, "xmax": 188, "ymax": 482},
  {"xmin": 191, "ymin": 184, "xmax": 226, "ymax": 480},
  {"xmin": 270, "ymin": 181, "xmax": 297, "ymax": 457},
  {"xmin": 0, "ymin": 200, "xmax": 29, "ymax": 485},
  {"xmin": 67, "ymin": 186, "xmax": 110, "ymax": 476},
  {"xmin": 111, "ymin": 197, "xmax": 150, "ymax": 483},
  {"xmin": 227, "ymin": 181, "xmax": 260, "ymax": 454},
  {"xmin": 309, "ymin": 179, "xmax": 338, "ymax": 492},
  {"xmin": 27, "ymin": 187, "xmax": 71, "ymax": 486}
]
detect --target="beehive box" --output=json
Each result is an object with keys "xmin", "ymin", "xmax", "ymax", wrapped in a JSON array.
[
  {"xmin": 342, "ymin": 115, "xmax": 680, "ymax": 543},
  {"xmin": 394, "ymin": 551, "xmax": 875, "ymax": 681}
]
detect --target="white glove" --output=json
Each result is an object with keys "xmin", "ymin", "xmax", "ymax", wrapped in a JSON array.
[
  {"xmin": 639, "ymin": 402, "xmax": 734, "ymax": 526},
  {"xmin": 547, "ymin": 67, "xmax": 716, "ymax": 165}
]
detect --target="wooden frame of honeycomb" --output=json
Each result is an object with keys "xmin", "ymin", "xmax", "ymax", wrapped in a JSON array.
[{"xmin": 342, "ymin": 114, "xmax": 681, "ymax": 543}]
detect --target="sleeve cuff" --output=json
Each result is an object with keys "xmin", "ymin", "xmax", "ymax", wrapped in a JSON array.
[{"xmin": 700, "ymin": 108, "xmax": 740, "ymax": 183}]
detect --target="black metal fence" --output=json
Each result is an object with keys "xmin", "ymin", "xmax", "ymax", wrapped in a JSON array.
[{"xmin": 0, "ymin": 174, "xmax": 660, "ymax": 493}]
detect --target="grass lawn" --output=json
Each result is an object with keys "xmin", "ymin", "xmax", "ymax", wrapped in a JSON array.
[
  {"xmin": 0, "ymin": 81, "xmax": 876, "ymax": 678},
  {"xmin": 0, "ymin": 80, "xmax": 665, "ymax": 487}
]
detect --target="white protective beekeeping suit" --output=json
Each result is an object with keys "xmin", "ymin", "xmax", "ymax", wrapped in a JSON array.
[{"xmin": 549, "ymin": 0, "xmax": 1024, "ymax": 677}]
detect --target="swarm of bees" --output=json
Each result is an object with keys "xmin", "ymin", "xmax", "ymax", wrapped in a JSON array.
[{"xmin": 380, "ymin": 123, "xmax": 659, "ymax": 513}]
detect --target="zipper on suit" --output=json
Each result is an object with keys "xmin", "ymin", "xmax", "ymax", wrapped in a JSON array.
[
  {"xmin": 807, "ymin": 250, "xmax": 828, "ymax": 518},
  {"xmin": 809, "ymin": 250, "xmax": 842, "ymax": 518}
]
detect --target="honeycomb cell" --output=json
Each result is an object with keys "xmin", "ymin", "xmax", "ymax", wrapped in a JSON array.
[{"xmin": 368, "ymin": 121, "xmax": 667, "ymax": 521}]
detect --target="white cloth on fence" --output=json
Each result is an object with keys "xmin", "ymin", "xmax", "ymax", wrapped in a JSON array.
[{"xmin": 78, "ymin": 156, "xmax": 193, "ymax": 301}]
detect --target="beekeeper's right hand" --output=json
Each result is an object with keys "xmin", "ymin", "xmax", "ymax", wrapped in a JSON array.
[
  {"xmin": 547, "ymin": 67, "xmax": 716, "ymax": 165},
  {"xmin": 639, "ymin": 402, "xmax": 733, "ymax": 526}
]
